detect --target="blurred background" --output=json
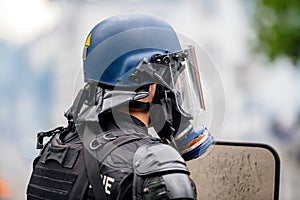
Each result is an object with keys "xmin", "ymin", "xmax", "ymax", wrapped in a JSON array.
[{"xmin": 0, "ymin": 0, "xmax": 299, "ymax": 199}]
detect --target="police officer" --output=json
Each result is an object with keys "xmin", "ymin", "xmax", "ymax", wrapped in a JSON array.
[{"xmin": 27, "ymin": 13, "xmax": 214, "ymax": 200}]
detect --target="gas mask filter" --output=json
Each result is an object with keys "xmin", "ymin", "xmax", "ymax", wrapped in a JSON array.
[{"xmin": 171, "ymin": 118, "xmax": 214, "ymax": 161}]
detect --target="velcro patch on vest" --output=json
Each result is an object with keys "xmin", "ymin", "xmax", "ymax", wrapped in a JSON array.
[
  {"xmin": 40, "ymin": 145, "xmax": 80, "ymax": 169},
  {"xmin": 27, "ymin": 166, "xmax": 77, "ymax": 200}
]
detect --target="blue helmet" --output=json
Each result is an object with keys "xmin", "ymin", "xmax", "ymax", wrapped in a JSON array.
[
  {"xmin": 80, "ymin": 13, "xmax": 205, "ymax": 117},
  {"xmin": 82, "ymin": 13, "xmax": 181, "ymax": 88}
]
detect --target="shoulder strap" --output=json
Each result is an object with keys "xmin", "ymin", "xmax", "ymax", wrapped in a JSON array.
[
  {"xmin": 93, "ymin": 130, "xmax": 147, "ymax": 163},
  {"xmin": 82, "ymin": 128, "xmax": 149, "ymax": 200},
  {"xmin": 83, "ymin": 146, "xmax": 107, "ymax": 200},
  {"xmin": 76, "ymin": 121, "xmax": 107, "ymax": 200}
]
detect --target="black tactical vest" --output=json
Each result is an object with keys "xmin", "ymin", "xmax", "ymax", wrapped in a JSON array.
[
  {"xmin": 26, "ymin": 112, "xmax": 190, "ymax": 200},
  {"xmin": 26, "ymin": 123, "xmax": 156, "ymax": 200},
  {"xmin": 27, "ymin": 131, "xmax": 89, "ymax": 200}
]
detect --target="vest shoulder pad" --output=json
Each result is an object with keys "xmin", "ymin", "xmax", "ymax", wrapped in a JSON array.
[{"xmin": 133, "ymin": 142, "xmax": 188, "ymax": 176}]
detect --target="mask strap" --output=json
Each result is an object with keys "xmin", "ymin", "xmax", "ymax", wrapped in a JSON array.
[
  {"xmin": 129, "ymin": 101, "xmax": 151, "ymax": 111},
  {"xmin": 161, "ymin": 90, "xmax": 176, "ymax": 137}
]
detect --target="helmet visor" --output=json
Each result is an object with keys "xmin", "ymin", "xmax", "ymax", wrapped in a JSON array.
[{"xmin": 169, "ymin": 46, "xmax": 205, "ymax": 117}]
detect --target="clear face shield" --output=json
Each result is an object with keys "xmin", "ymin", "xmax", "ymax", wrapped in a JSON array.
[
  {"xmin": 152, "ymin": 46, "xmax": 205, "ymax": 118},
  {"xmin": 172, "ymin": 46, "xmax": 206, "ymax": 118}
]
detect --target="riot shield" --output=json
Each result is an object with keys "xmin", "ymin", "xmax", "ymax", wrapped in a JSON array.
[{"xmin": 187, "ymin": 141, "xmax": 280, "ymax": 200}]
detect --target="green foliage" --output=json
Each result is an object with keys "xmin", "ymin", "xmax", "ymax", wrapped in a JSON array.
[{"xmin": 251, "ymin": 0, "xmax": 300, "ymax": 65}]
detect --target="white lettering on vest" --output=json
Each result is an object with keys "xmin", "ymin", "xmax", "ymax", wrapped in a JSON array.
[{"xmin": 100, "ymin": 174, "xmax": 115, "ymax": 194}]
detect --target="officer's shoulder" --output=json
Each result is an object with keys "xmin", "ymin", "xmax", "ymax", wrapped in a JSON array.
[{"xmin": 133, "ymin": 141, "xmax": 188, "ymax": 176}]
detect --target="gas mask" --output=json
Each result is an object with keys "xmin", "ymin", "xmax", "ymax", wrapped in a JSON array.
[{"xmin": 150, "ymin": 86, "xmax": 214, "ymax": 161}]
